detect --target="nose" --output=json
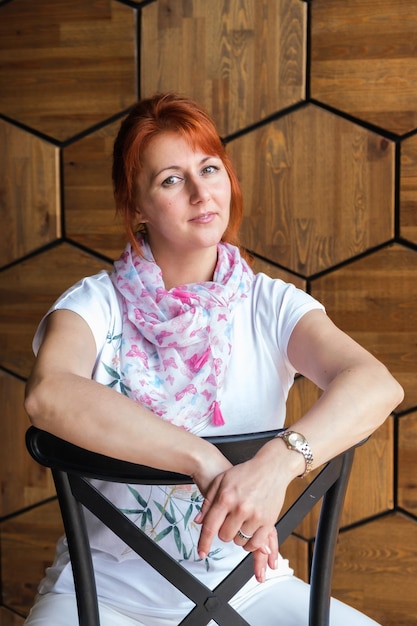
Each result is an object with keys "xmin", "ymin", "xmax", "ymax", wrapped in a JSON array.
[{"xmin": 189, "ymin": 176, "xmax": 210, "ymax": 204}]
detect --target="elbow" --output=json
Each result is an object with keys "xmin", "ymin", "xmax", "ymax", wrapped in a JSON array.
[
  {"xmin": 390, "ymin": 375, "xmax": 405, "ymax": 413},
  {"xmin": 24, "ymin": 376, "xmax": 50, "ymax": 430},
  {"xmin": 375, "ymin": 364, "xmax": 404, "ymax": 425}
]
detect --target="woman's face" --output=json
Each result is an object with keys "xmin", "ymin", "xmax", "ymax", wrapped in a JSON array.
[{"xmin": 135, "ymin": 132, "xmax": 231, "ymax": 260}]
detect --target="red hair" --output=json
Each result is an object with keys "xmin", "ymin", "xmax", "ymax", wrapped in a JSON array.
[{"xmin": 112, "ymin": 93, "xmax": 250, "ymax": 260}]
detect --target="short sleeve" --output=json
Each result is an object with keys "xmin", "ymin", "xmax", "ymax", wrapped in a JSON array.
[
  {"xmin": 32, "ymin": 270, "xmax": 121, "ymax": 358},
  {"xmin": 251, "ymin": 273, "xmax": 325, "ymax": 375}
]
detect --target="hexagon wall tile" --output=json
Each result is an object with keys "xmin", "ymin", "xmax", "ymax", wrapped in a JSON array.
[
  {"xmin": 0, "ymin": 119, "xmax": 60, "ymax": 266},
  {"xmin": 63, "ymin": 118, "xmax": 126, "ymax": 259},
  {"xmin": 228, "ymin": 104, "xmax": 394, "ymax": 276},
  {"xmin": 398, "ymin": 411, "xmax": 417, "ymax": 516},
  {"xmin": 141, "ymin": 0, "xmax": 306, "ymax": 137},
  {"xmin": 400, "ymin": 132, "xmax": 417, "ymax": 245},
  {"xmin": 0, "ymin": 243, "xmax": 112, "ymax": 378},
  {"xmin": 0, "ymin": 0, "xmax": 137, "ymax": 141},
  {"xmin": 333, "ymin": 513, "xmax": 417, "ymax": 625},
  {"xmin": 0, "ymin": 500, "xmax": 63, "ymax": 616},
  {"xmin": 311, "ymin": 0, "xmax": 417, "ymax": 135},
  {"xmin": 252, "ymin": 257, "xmax": 306, "ymax": 290},
  {"xmin": 0, "ymin": 371, "xmax": 56, "ymax": 517},
  {"xmin": 311, "ymin": 243, "xmax": 417, "ymax": 412}
]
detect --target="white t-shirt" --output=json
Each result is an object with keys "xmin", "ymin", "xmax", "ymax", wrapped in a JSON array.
[{"xmin": 33, "ymin": 270, "xmax": 324, "ymax": 619}]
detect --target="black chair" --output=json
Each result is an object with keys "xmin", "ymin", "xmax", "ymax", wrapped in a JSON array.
[{"xmin": 26, "ymin": 426, "xmax": 357, "ymax": 626}]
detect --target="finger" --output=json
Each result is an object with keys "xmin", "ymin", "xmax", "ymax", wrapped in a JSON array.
[
  {"xmin": 234, "ymin": 527, "xmax": 254, "ymax": 546},
  {"xmin": 197, "ymin": 501, "xmax": 230, "ymax": 559},
  {"xmin": 197, "ymin": 517, "xmax": 222, "ymax": 559},
  {"xmin": 267, "ymin": 528, "xmax": 279, "ymax": 570},
  {"xmin": 194, "ymin": 475, "xmax": 221, "ymax": 525},
  {"xmin": 253, "ymin": 549, "xmax": 268, "ymax": 583},
  {"xmin": 194, "ymin": 497, "xmax": 211, "ymax": 524}
]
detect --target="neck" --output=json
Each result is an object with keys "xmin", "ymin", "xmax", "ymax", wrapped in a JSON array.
[{"xmin": 152, "ymin": 246, "xmax": 219, "ymax": 290}]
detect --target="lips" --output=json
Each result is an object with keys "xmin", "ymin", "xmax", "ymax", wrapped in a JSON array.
[{"xmin": 190, "ymin": 212, "xmax": 216, "ymax": 223}]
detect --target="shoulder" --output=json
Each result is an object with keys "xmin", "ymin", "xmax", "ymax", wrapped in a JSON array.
[
  {"xmin": 250, "ymin": 272, "xmax": 324, "ymax": 316},
  {"xmin": 33, "ymin": 271, "xmax": 122, "ymax": 355},
  {"xmin": 242, "ymin": 272, "xmax": 325, "ymax": 351},
  {"xmin": 57, "ymin": 270, "xmax": 119, "ymax": 308}
]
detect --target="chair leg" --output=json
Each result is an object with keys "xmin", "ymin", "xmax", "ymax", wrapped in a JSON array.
[
  {"xmin": 71, "ymin": 474, "xmax": 250, "ymax": 626},
  {"xmin": 53, "ymin": 470, "xmax": 101, "ymax": 626},
  {"xmin": 308, "ymin": 448, "xmax": 355, "ymax": 626}
]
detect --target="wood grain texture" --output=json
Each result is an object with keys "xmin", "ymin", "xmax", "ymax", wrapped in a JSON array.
[
  {"xmin": 0, "ymin": 0, "xmax": 137, "ymax": 141},
  {"xmin": 0, "ymin": 607, "xmax": 25, "ymax": 626},
  {"xmin": 0, "ymin": 372, "xmax": 56, "ymax": 517},
  {"xmin": 0, "ymin": 243, "xmax": 112, "ymax": 378},
  {"xmin": 398, "ymin": 411, "xmax": 417, "ymax": 516},
  {"xmin": 342, "ymin": 419, "xmax": 393, "ymax": 526},
  {"xmin": 332, "ymin": 513, "xmax": 417, "ymax": 625},
  {"xmin": 63, "ymin": 119, "xmax": 126, "ymax": 259},
  {"xmin": 0, "ymin": 500, "xmax": 63, "ymax": 617},
  {"xmin": 279, "ymin": 534, "xmax": 309, "ymax": 583},
  {"xmin": 311, "ymin": 243, "xmax": 417, "ymax": 412},
  {"xmin": 400, "ymin": 133, "xmax": 417, "ymax": 245},
  {"xmin": 251, "ymin": 256, "xmax": 306, "ymax": 290},
  {"xmin": 0, "ymin": 120, "xmax": 60, "ymax": 267},
  {"xmin": 0, "ymin": 1, "xmax": 417, "ymax": 623},
  {"xmin": 227, "ymin": 104, "xmax": 394, "ymax": 276},
  {"xmin": 311, "ymin": 0, "xmax": 417, "ymax": 135},
  {"xmin": 141, "ymin": 0, "xmax": 306, "ymax": 137}
]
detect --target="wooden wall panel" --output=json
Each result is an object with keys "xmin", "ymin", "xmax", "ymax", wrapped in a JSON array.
[
  {"xmin": 333, "ymin": 513, "xmax": 417, "ymax": 625},
  {"xmin": 311, "ymin": 0, "xmax": 417, "ymax": 135},
  {"xmin": 311, "ymin": 244, "xmax": 417, "ymax": 412},
  {"xmin": 0, "ymin": 120, "xmax": 60, "ymax": 267},
  {"xmin": 0, "ymin": 0, "xmax": 137, "ymax": 141},
  {"xmin": 1, "ymin": 0, "xmax": 417, "ymax": 622},
  {"xmin": 400, "ymin": 133, "xmax": 417, "ymax": 245},
  {"xmin": 398, "ymin": 411, "xmax": 417, "ymax": 516},
  {"xmin": 63, "ymin": 119, "xmax": 126, "ymax": 259},
  {"xmin": 227, "ymin": 105, "xmax": 394, "ymax": 276},
  {"xmin": 0, "ymin": 501, "xmax": 62, "ymax": 617},
  {"xmin": 141, "ymin": 0, "xmax": 306, "ymax": 136},
  {"xmin": 0, "ymin": 372, "xmax": 55, "ymax": 517},
  {"xmin": 0, "ymin": 244, "xmax": 111, "ymax": 379},
  {"xmin": 0, "ymin": 607, "xmax": 25, "ymax": 626}
]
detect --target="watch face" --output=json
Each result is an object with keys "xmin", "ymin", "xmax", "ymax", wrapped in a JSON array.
[{"xmin": 288, "ymin": 432, "xmax": 305, "ymax": 447}]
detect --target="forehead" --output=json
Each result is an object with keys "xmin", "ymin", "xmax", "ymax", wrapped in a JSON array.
[{"xmin": 142, "ymin": 131, "xmax": 214, "ymax": 165}]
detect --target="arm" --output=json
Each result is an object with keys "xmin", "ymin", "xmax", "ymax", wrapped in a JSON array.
[
  {"xmin": 196, "ymin": 309, "xmax": 404, "ymax": 578},
  {"xmin": 24, "ymin": 309, "xmax": 231, "ymax": 487}
]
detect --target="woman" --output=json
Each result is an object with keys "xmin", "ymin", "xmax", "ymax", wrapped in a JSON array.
[{"xmin": 24, "ymin": 93, "xmax": 403, "ymax": 625}]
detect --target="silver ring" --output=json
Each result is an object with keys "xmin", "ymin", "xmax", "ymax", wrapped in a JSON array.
[{"xmin": 236, "ymin": 529, "xmax": 254, "ymax": 541}]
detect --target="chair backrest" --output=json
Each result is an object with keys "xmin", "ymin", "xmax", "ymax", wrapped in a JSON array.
[{"xmin": 26, "ymin": 426, "xmax": 356, "ymax": 626}]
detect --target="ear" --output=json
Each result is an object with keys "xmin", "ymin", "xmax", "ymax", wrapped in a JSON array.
[{"xmin": 135, "ymin": 205, "xmax": 148, "ymax": 224}]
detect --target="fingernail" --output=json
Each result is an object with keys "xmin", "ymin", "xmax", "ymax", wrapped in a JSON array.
[
  {"xmin": 198, "ymin": 551, "xmax": 206, "ymax": 560},
  {"xmin": 263, "ymin": 545, "xmax": 271, "ymax": 555},
  {"xmin": 194, "ymin": 512, "xmax": 203, "ymax": 523}
]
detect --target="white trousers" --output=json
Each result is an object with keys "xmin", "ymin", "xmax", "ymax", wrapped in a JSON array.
[{"xmin": 25, "ymin": 576, "xmax": 381, "ymax": 626}]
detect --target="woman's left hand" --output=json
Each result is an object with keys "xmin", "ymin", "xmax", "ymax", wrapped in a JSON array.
[{"xmin": 194, "ymin": 445, "xmax": 297, "ymax": 582}]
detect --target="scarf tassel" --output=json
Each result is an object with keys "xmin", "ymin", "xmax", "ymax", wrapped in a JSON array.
[{"xmin": 212, "ymin": 400, "xmax": 225, "ymax": 426}]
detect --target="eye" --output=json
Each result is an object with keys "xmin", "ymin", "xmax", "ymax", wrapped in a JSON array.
[
  {"xmin": 202, "ymin": 164, "xmax": 220, "ymax": 175},
  {"xmin": 162, "ymin": 174, "xmax": 182, "ymax": 187}
]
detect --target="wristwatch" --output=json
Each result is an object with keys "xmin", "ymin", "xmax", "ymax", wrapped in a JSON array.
[{"xmin": 275, "ymin": 430, "xmax": 314, "ymax": 478}]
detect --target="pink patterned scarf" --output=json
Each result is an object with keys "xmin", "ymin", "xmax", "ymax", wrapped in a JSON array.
[{"xmin": 111, "ymin": 236, "xmax": 254, "ymax": 433}]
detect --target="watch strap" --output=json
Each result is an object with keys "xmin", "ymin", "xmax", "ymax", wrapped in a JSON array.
[{"xmin": 275, "ymin": 430, "xmax": 314, "ymax": 478}]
